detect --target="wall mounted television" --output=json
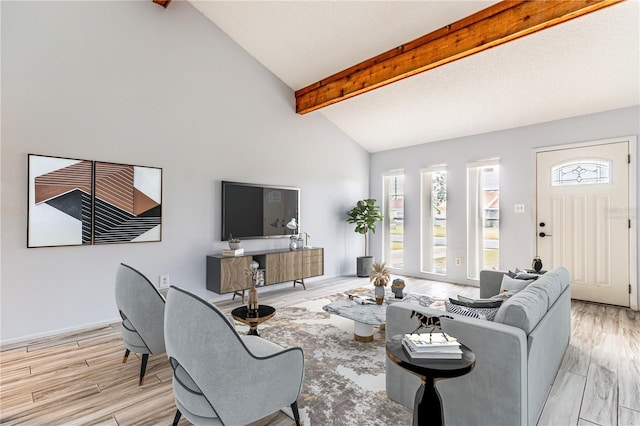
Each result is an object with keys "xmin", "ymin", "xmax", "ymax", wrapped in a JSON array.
[{"xmin": 221, "ymin": 181, "xmax": 299, "ymax": 240}]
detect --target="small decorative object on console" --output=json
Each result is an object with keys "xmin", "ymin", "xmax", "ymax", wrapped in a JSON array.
[
  {"xmin": 286, "ymin": 218, "xmax": 299, "ymax": 250},
  {"xmin": 370, "ymin": 262, "xmax": 390, "ymax": 305},
  {"xmin": 289, "ymin": 235, "xmax": 298, "ymax": 250},
  {"xmin": 228, "ymin": 235, "xmax": 242, "ymax": 250},
  {"xmin": 222, "ymin": 248, "xmax": 244, "ymax": 257}
]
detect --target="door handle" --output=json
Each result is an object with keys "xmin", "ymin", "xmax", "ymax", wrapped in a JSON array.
[{"xmin": 539, "ymin": 232, "xmax": 552, "ymax": 238}]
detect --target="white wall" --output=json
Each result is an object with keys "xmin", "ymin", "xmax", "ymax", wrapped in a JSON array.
[
  {"xmin": 0, "ymin": 1, "xmax": 369, "ymax": 344},
  {"xmin": 370, "ymin": 106, "xmax": 640, "ymax": 307}
]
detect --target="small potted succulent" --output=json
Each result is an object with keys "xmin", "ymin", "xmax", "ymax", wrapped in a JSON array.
[
  {"xmin": 228, "ymin": 235, "xmax": 242, "ymax": 250},
  {"xmin": 369, "ymin": 262, "xmax": 390, "ymax": 305}
]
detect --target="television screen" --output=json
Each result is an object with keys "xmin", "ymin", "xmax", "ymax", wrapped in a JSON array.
[{"xmin": 221, "ymin": 181, "xmax": 299, "ymax": 240}]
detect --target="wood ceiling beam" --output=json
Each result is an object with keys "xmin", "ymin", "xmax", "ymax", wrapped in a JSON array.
[
  {"xmin": 153, "ymin": 0, "xmax": 172, "ymax": 8},
  {"xmin": 295, "ymin": 0, "xmax": 623, "ymax": 115}
]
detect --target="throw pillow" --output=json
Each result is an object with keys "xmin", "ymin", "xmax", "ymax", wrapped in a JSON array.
[
  {"xmin": 508, "ymin": 268, "xmax": 540, "ymax": 280},
  {"xmin": 456, "ymin": 295, "xmax": 475, "ymax": 303},
  {"xmin": 490, "ymin": 292, "xmax": 514, "ymax": 300},
  {"xmin": 515, "ymin": 271, "xmax": 540, "ymax": 280},
  {"xmin": 449, "ymin": 297, "xmax": 503, "ymax": 309},
  {"xmin": 458, "ymin": 293, "xmax": 512, "ymax": 302},
  {"xmin": 444, "ymin": 300, "xmax": 500, "ymax": 321},
  {"xmin": 500, "ymin": 275, "xmax": 534, "ymax": 294}
]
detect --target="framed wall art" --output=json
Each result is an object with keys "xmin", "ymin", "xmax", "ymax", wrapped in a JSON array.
[
  {"xmin": 93, "ymin": 162, "xmax": 162, "ymax": 244},
  {"xmin": 28, "ymin": 154, "xmax": 93, "ymax": 248},
  {"xmin": 28, "ymin": 154, "xmax": 162, "ymax": 247}
]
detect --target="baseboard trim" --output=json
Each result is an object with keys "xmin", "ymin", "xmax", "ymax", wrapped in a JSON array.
[{"xmin": 0, "ymin": 317, "xmax": 121, "ymax": 350}]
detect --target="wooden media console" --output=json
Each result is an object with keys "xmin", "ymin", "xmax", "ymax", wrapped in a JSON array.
[{"xmin": 206, "ymin": 247, "xmax": 324, "ymax": 295}]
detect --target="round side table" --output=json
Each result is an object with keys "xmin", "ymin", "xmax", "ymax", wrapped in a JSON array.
[
  {"xmin": 231, "ymin": 305, "xmax": 275, "ymax": 336},
  {"xmin": 386, "ymin": 334, "xmax": 475, "ymax": 426}
]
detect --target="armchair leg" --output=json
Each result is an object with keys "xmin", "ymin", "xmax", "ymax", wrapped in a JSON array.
[
  {"xmin": 291, "ymin": 400, "xmax": 301, "ymax": 426},
  {"xmin": 139, "ymin": 353, "xmax": 149, "ymax": 386},
  {"xmin": 122, "ymin": 349, "xmax": 130, "ymax": 364},
  {"xmin": 172, "ymin": 409, "xmax": 182, "ymax": 426}
]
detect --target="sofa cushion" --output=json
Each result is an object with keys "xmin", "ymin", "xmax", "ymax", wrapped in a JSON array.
[
  {"xmin": 493, "ymin": 284, "xmax": 549, "ymax": 334},
  {"xmin": 529, "ymin": 268, "xmax": 570, "ymax": 306}
]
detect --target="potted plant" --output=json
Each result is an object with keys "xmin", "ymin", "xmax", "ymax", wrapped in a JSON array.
[
  {"xmin": 370, "ymin": 262, "xmax": 390, "ymax": 304},
  {"xmin": 228, "ymin": 235, "xmax": 242, "ymax": 250},
  {"xmin": 347, "ymin": 198, "xmax": 383, "ymax": 277}
]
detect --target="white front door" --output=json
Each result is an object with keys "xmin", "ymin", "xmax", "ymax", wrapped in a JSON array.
[{"xmin": 536, "ymin": 141, "xmax": 630, "ymax": 306}]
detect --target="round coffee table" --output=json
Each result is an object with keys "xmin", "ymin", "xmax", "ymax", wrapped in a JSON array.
[
  {"xmin": 386, "ymin": 334, "xmax": 475, "ymax": 426},
  {"xmin": 231, "ymin": 305, "xmax": 275, "ymax": 336}
]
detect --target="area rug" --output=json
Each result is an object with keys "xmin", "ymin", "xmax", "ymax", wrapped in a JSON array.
[{"xmin": 237, "ymin": 289, "xmax": 430, "ymax": 426}]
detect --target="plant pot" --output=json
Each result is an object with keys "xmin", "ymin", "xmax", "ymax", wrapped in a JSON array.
[
  {"xmin": 374, "ymin": 285, "xmax": 385, "ymax": 305},
  {"xmin": 229, "ymin": 242, "xmax": 242, "ymax": 250},
  {"xmin": 356, "ymin": 256, "xmax": 374, "ymax": 277}
]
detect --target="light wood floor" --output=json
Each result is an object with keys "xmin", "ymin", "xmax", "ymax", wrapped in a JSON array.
[{"xmin": 1, "ymin": 275, "xmax": 638, "ymax": 425}]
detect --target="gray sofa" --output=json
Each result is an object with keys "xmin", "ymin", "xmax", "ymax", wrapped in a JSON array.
[{"xmin": 385, "ymin": 267, "xmax": 571, "ymax": 426}]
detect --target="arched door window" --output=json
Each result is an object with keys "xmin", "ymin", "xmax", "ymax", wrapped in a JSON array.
[{"xmin": 551, "ymin": 159, "xmax": 611, "ymax": 186}]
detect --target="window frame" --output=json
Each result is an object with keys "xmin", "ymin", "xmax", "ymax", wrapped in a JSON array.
[
  {"xmin": 382, "ymin": 170, "xmax": 405, "ymax": 270},
  {"xmin": 466, "ymin": 159, "xmax": 500, "ymax": 280},
  {"xmin": 420, "ymin": 165, "xmax": 447, "ymax": 275}
]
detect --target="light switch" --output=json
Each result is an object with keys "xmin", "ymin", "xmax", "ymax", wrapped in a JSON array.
[{"xmin": 514, "ymin": 204, "xmax": 525, "ymax": 213}]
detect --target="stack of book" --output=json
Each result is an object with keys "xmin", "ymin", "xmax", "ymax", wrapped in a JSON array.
[
  {"xmin": 348, "ymin": 294, "xmax": 377, "ymax": 305},
  {"xmin": 222, "ymin": 248, "xmax": 244, "ymax": 256},
  {"xmin": 402, "ymin": 332, "xmax": 463, "ymax": 359}
]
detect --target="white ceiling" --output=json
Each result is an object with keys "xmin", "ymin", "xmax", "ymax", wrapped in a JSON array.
[{"xmin": 189, "ymin": 1, "xmax": 640, "ymax": 153}]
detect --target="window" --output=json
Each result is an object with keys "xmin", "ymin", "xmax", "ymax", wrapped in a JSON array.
[
  {"xmin": 420, "ymin": 167, "xmax": 447, "ymax": 274},
  {"xmin": 383, "ymin": 171, "xmax": 405, "ymax": 269},
  {"xmin": 467, "ymin": 160, "xmax": 500, "ymax": 279},
  {"xmin": 551, "ymin": 159, "xmax": 611, "ymax": 186}
]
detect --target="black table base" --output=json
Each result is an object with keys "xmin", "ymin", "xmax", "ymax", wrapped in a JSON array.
[
  {"xmin": 386, "ymin": 335, "xmax": 475, "ymax": 426},
  {"xmin": 414, "ymin": 377, "xmax": 442, "ymax": 426}
]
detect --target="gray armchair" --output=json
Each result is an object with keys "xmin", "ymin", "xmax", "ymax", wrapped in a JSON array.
[
  {"xmin": 164, "ymin": 285, "xmax": 304, "ymax": 426},
  {"xmin": 115, "ymin": 263, "xmax": 166, "ymax": 385}
]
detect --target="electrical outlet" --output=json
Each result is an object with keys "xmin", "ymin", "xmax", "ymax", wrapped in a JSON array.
[
  {"xmin": 159, "ymin": 274, "xmax": 170, "ymax": 288},
  {"xmin": 514, "ymin": 203, "xmax": 525, "ymax": 213},
  {"xmin": 455, "ymin": 258, "xmax": 462, "ymax": 266}
]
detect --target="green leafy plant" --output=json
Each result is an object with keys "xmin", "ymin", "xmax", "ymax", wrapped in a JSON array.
[{"xmin": 347, "ymin": 198, "xmax": 383, "ymax": 257}]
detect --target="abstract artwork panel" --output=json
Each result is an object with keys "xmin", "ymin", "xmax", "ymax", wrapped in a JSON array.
[
  {"xmin": 28, "ymin": 154, "xmax": 93, "ymax": 247},
  {"xmin": 94, "ymin": 162, "xmax": 162, "ymax": 244}
]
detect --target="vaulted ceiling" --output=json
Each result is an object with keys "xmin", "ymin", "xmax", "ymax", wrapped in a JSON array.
[{"xmin": 188, "ymin": 1, "xmax": 639, "ymax": 153}]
